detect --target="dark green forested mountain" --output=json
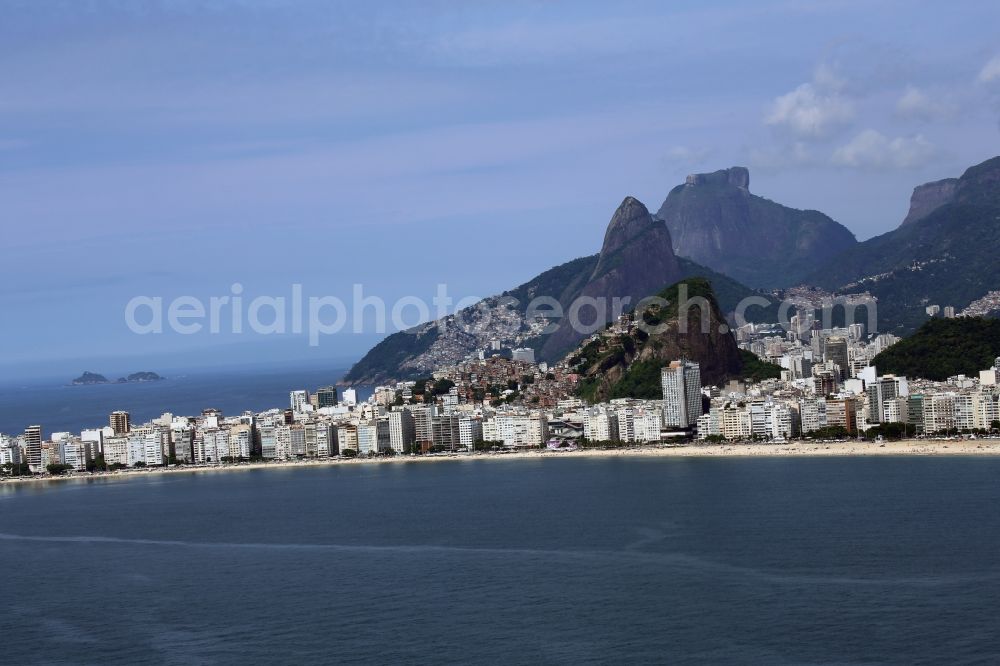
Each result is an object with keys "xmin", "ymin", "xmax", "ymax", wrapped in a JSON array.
[
  {"xmin": 656, "ymin": 167, "xmax": 857, "ymax": 289},
  {"xmin": 872, "ymin": 317, "xmax": 1000, "ymax": 381},
  {"xmin": 807, "ymin": 156, "xmax": 1000, "ymax": 334}
]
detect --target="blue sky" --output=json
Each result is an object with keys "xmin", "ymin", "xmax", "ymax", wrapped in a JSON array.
[{"xmin": 2, "ymin": 0, "xmax": 1000, "ymax": 376}]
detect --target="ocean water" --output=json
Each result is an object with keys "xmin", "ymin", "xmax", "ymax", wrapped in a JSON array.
[
  {"xmin": 0, "ymin": 364, "xmax": 371, "ymax": 436},
  {"xmin": 1, "ymin": 456, "xmax": 999, "ymax": 664}
]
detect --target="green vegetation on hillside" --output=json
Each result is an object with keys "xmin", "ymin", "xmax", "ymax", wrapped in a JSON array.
[
  {"xmin": 872, "ymin": 317, "xmax": 1000, "ymax": 381},
  {"xmin": 676, "ymin": 258, "xmax": 780, "ymax": 324},
  {"xmin": 737, "ymin": 349, "xmax": 782, "ymax": 382},
  {"xmin": 572, "ymin": 278, "xmax": 743, "ymax": 401}
]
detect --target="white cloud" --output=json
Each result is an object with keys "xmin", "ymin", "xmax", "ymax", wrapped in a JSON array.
[
  {"xmin": 894, "ymin": 86, "xmax": 953, "ymax": 121},
  {"xmin": 765, "ymin": 79, "xmax": 854, "ymax": 138},
  {"xmin": 831, "ymin": 129, "xmax": 936, "ymax": 169},
  {"xmin": 977, "ymin": 55, "xmax": 1000, "ymax": 84}
]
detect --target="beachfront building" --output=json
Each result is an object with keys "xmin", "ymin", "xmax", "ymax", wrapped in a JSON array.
[
  {"xmin": 796, "ymin": 398, "xmax": 828, "ymax": 435},
  {"xmin": 24, "ymin": 425, "xmax": 42, "ymax": 473},
  {"xmin": 458, "ymin": 416, "xmax": 483, "ymax": 450},
  {"xmin": 258, "ymin": 424, "xmax": 277, "ymax": 459},
  {"xmin": 485, "ymin": 413, "xmax": 549, "ymax": 448},
  {"xmin": 634, "ymin": 409, "xmax": 663, "ymax": 443},
  {"xmin": 388, "ymin": 409, "xmax": 416, "ymax": 453},
  {"xmin": 337, "ymin": 425, "xmax": 359, "ymax": 454},
  {"xmin": 583, "ymin": 408, "xmax": 619, "ymax": 442},
  {"xmin": 662, "ymin": 361, "xmax": 702, "ymax": 428}
]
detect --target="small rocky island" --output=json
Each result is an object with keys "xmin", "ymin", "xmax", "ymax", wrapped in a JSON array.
[{"xmin": 71, "ymin": 371, "xmax": 164, "ymax": 385}]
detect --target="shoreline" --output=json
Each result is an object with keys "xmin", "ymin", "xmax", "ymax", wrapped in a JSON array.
[{"xmin": 5, "ymin": 438, "xmax": 1000, "ymax": 486}]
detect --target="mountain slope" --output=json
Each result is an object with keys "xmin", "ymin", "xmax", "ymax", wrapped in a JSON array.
[
  {"xmin": 807, "ymin": 156, "xmax": 1000, "ymax": 333},
  {"xmin": 656, "ymin": 167, "xmax": 857, "ymax": 288},
  {"xmin": 570, "ymin": 278, "xmax": 743, "ymax": 403}
]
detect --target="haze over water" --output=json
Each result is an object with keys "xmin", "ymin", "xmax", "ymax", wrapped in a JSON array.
[
  {"xmin": 0, "ymin": 364, "xmax": 370, "ymax": 436},
  {"xmin": 2, "ymin": 456, "xmax": 999, "ymax": 663}
]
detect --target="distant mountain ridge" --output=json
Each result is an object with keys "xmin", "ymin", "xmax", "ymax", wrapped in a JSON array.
[
  {"xmin": 656, "ymin": 167, "xmax": 857, "ymax": 288},
  {"xmin": 807, "ymin": 155, "xmax": 1000, "ymax": 333}
]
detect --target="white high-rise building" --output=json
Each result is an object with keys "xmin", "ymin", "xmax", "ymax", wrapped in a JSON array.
[
  {"xmin": 274, "ymin": 425, "xmax": 292, "ymax": 460},
  {"xmin": 797, "ymin": 399, "xmax": 828, "ymax": 435},
  {"xmin": 583, "ymin": 409, "xmax": 619, "ymax": 442},
  {"xmin": 616, "ymin": 408, "xmax": 636, "ymax": 442},
  {"xmin": 661, "ymin": 361, "xmax": 702, "ymax": 428},
  {"xmin": 357, "ymin": 420, "xmax": 384, "ymax": 455},
  {"xmin": 388, "ymin": 409, "xmax": 416, "ymax": 453},
  {"xmin": 634, "ymin": 409, "xmax": 663, "ymax": 443},
  {"xmin": 104, "ymin": 437, "xmax": 128, "ymax": 466},
  {"xmin": 143, "ymin": 432, "xmax": 164, "ymax": 465},
  {"xmin": 230, "ymin": 425, "xmax": 252, "ymax": 460},
  {"xmin": 923, "ymin": 393, "xmax": 957, "ymax": 434},
  {"xmin": 458, "ymin": 417, "xmax": 483, "ymax": 449},
  {"xmin": 289, "ymin": 390, "xmax": 310, "ymax": 413},
  {"xmin": 974, "ymin": 391, "xmax": 1000, "ymax": 430},
  {"xmin": 126, "ymin": 435, "xmax": 145, "ymax": 466},
  {"xmin": 867, "ymin": 375, "xmax": 909, "ymax": 423},
  {"xmin": 411, "ymin": 405, "xmax": 435, "ymax": 447},
  {"xmin": 488, "ymin": 414, "xmax": 548, "ymax": 447},
  {"xmin": 696, "ymin": 411, "xmax": 720, "ymax": 439},
  {"xmin": 59, "ymin": 440, "xmax": 88, "ymax": 470},
  {"xmin": 955, "ymin": 393, "xmax": 976, "ymax": 431}
]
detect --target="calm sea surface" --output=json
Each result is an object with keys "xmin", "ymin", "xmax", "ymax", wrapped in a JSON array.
[{"xmin": 1, "ymin": 456, "xmax": 999, "ymax": 664}]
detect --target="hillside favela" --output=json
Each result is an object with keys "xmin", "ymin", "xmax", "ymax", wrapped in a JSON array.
[{"xmin": 4, "ymin": 3, "xmax": 1000, "ymax": 664}]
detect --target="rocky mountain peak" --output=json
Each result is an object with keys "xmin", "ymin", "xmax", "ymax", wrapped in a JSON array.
[
  {"xmin": 901, "ymin": 178, "xmax": 958, "ymax": 226},
  {"xmin": 599, "ymin": 196, "xmax": 657, "ymax": 259},
  {"xmin": 901, "ymin": 156, "xmax": 1000, "ymax": 227},
  {"xmin": 685, "ymin": 166, "xmax": 750, "ymax": 191},
  {"xmin": 657, "ymin": 165, "xmax": 855, "ymax": 288}
]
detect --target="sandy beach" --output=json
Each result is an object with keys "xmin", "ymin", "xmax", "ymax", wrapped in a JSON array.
[{"xmin": 5, "ymin": 438, "xmax": 1000, "ymax": 486}]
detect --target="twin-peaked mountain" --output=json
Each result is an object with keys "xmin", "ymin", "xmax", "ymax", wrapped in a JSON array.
[
  {"xmin": 655, "ymin": 167, "xmax": 857, "ymax": 289},
  {"xmin": 344, "ymin": 196, "xmax": 771, "ymax": 385}
]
